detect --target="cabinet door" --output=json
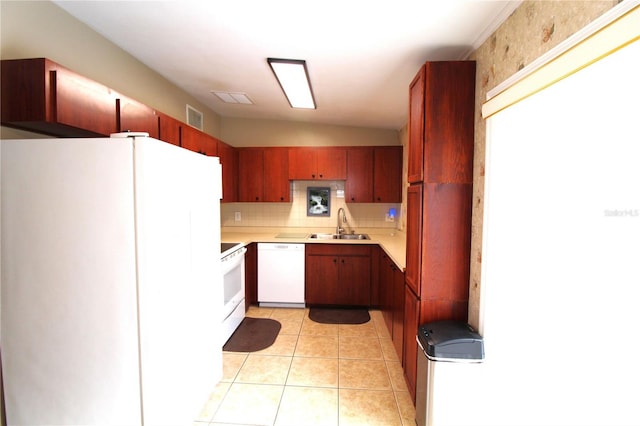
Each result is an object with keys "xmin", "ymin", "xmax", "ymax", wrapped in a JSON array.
[
  {"xmin": 288, "ymin": 147, "xmax": 317, "ymax": 179},
  {"xmin": 238, "ymin": 148, "xmax": 264, "ymax": 201},
  {"xmin": 200, "ymin": 133, "xmax": 218, "ymax": 156},
  {"xmin": 338, "ymin": 254, "xmax": 371, "ymax": 306},
  {"xmin": 218, "ymin": 141, "xmax": 238, "ymax": 203},
  {"xmin": 181, "ymin": 126, "xmax": 217, "ymax": 156},
  {"xmin": 244, "ymin": 243, "xmax": 258, "ymax": 308},
  {"xmin": 374, "ymin": 146, "xmax": 403, "ymax": 203},
  {"xmin": 392, "ymin": 266, "xmax": 405, "ymax": 361},
  {"xmin": 316, "ymin": 148, "xmax": 347, "ymax": 180},
  {"xmin": 263, "ymin": 148, "xmax": 290, "ymax": 202},
  {"xmin": 379, "ymin": 251, "xmax": 395, "ymax": 334},
  {"xmin": 405, "ymin": 184, "xmax": 423, "ymax": 297},
  {"xmin": 117, "ymin": 96, "xmax": 158, "ymax": 138},
  {"xmin": 1, "ymin": 58, "xmax": 49, "ymax": 126},
  {"xmin": 157, "ymin": 112, "xmax": 181, "ymax": 146},
  {"xmin": 1, "ymin": 58, "xmax": 116, "ymax": 137},
  {"xmin": 55, "ymin": 68, "xmax": 118, "ymax": 136},
  {"xmin": 407, "ymin": 66, "xmax": 425, "ymax": 183},
  {"xmin": 403, "ymin": 285, "xmax": 420, "ymax": 402},
  {"xmin": 345, "ymin": 147, "xmax": 373, "ymax": 203},
  {"xmin": 423, "ymin": 62, "xmax": 476, "ymax": 184},
  {"xmin": 181, "ymin": 125, "xmax": 204, "ymax": 154},
  {"xmin": 421, "ymin": 182, "xmax": 473, "ymax": 319},
  {"xmin": 305, "ymin": 254, "xmax": 340, "ymax": 305}
]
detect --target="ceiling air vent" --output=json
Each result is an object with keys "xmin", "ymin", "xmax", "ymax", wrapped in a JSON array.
[
  {"xmin": 211, "ymin": 90, "xmax": 254, "ymax": 105},
  {"xmin": 186, "ymin": 104, "xmax": 203, "ymax": 130}
]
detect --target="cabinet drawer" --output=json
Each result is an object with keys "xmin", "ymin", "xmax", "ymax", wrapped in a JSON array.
[{"xmin": 306, "ymin": 244, "xmax": 372, "ymax": 256}]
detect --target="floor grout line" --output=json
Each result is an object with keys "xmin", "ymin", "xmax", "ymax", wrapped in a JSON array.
[{"xmin": 210, "ymin": 308, "xmax": 411, "ymax": 426}]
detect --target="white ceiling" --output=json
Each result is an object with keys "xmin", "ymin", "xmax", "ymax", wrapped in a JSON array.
[{"xmin": 53, "ymin": 0, "xmax": 521, "ymax": 131}]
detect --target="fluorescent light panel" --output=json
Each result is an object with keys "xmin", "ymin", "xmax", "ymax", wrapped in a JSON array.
[
  {"xmin": 267, "ymin": 58, "xmax": 316, "ymax": 109},
  {"xmin": 212, "ymin": 91, "xmax": 253, "ymax": 104}
]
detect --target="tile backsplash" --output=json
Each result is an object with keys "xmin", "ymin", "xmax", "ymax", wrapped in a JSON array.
[{"xmin": 221, "ymin": 180, "xmax": 401, "ymax": 229}]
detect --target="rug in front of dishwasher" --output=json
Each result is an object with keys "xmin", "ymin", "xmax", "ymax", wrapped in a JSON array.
[{"xmin": 308, "ymin": 307, "xmax": 370, "ymax": 324}]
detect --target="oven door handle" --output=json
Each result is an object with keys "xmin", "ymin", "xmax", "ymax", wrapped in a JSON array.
[{"xmin": 221, "ymin": 247, "xmax": 247, "ymax": 275}]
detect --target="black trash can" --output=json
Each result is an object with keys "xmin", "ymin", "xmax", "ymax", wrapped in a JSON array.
[{"xmin": 415, "ymin": 320, "xmax": 484, "ymax": 426}]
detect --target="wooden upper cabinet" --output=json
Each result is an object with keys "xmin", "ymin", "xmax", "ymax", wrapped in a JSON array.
[
  {"xmin": 181, "ymin": 125, "xmax": 218, "ymax": 156},
  {"xmin": 157, "ymin": 112, "xmax": 181, "ymax": 146},
  {"xmin": 117, "ymin": 96, "xmax": 158, "ymax": 138},
  {"xmin": 407, "ymin": 66, "xmax": 425, "ymax": 183},
  {"xmin": 409, "ymin": 61, "xmax": 476, "ymax": 184},
  {"xmin": 217, "ymin": 140, "xmax": 238, "ymax": 203},
  {"xmin": 55, "ymin": 68, "xmax": 118, "ymax": 136},
  {"xmin": 1, "ymin": 58, "xmax": 117, "ymax": 137},
  {"xmin": 346, "ymin": 146, "xmax": 402, "ymax": 203},
  {"xmin": 200, "ymin": 133, "xmax": 218, "ymax": 156},
  {"xmin": 288, "ymin": 147, "xmax": 314, "ymax": 179},
  {"xmin": 423, "ymin": 61, "xmax": 475, "ymax": 184},
  {"xmin": 288, "ymin": 147, "xmax": 346, "ymax": 180},
  {"xmin": 373, "ymin": 146, "xmax": 402, "ymax": 203},
  {"xmin": 345, "ymin": 147, "xmax": 373, "ymax": 203},
  {"xmin": 238, "ymin": 147, "xmax": 290, "ymax": 203},
  {"xmin": 238, "ymin": 148, "xmax": 264, "ymax": 201},
  {"xmin": 263, "ymin": 147, "xmax": 290, "ymax": 202},
  {"xmin": 316, "ymin": 148, "xmax": 347, "ymax": 180}
]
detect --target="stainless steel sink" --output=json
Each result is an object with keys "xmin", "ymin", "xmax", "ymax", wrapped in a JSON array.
[
  {"xmin": 308, "ymin": 233, "xmax": 370, "ymax": 240},
  {"xmin": 308, "ymin": 233, "xmax": 337, "ymax": 240},
  {"xmin": 336, "ymin": 233, "xmax": 370, "ymax": 240}
]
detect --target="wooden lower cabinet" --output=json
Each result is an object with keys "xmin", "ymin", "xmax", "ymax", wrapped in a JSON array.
[
  {"xmin": 391, "ymin": 265, "xmax": 405, "ymax": 361},
  {"xmin": 379, "ymin": 250, "xmax": 394, "ymax": 332},
  {"xmin": 403, "ymin": 285, "xmax": 420, "ymax": 401},
  {"xmin": 378, "ymin": 249, "xmax": 405, "ymax": 361},
  {"xmin": 244, "ymin": 243, "xmax": 257, "ymax": 309},
  {"xmin": 305, "ymin": 244, "xmax": 372, "ymax": 306}
]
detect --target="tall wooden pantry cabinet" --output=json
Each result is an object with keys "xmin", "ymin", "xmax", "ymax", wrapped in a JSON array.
[{"xmin": 403, "ymin": 61, "xmax": 476, "ymax": 400}]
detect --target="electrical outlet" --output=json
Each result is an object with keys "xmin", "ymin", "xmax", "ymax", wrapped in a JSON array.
[
  {"xmin": 385, "ymin": 213, "xmax": 395, "ymax": 222},
  {"xmin": 234, "ymin": 211, "xmax": 241, "ymax": 222}
]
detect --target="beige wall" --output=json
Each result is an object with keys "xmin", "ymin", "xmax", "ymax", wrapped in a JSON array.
[
  {"xmin": 220, "ymin": 117, "xmax": 399, "ymax": 147},
  {"xmin": 466, "ymin": 0, "xmax": 619, "ymax": 328}
]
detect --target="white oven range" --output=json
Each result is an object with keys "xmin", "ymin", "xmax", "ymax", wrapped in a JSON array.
[{"xmin": 220, "ymin": 242, "xmax": 246, "ymax": 345}]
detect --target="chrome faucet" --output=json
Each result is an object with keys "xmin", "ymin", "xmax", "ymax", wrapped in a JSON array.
[{"xmin": 337, "ymin": 207, "xmax": 348, "ymax": 235}]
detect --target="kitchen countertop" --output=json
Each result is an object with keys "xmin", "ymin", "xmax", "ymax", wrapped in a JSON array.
[{"xmin": 221, "ymin": 227, "xmax": 406, "ymax": 271}]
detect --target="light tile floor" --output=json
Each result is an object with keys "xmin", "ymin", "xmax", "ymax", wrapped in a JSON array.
[{"xmin": 195, "ymin": 307, "xmax": 416, "ymax": 426}]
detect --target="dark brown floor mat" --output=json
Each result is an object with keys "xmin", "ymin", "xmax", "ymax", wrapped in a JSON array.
[
  {"xmin": 308, "ymin": 307, "xmax": 370, "ymax": 324},
  {"xmin": 223, "ymin": 317, "xmax": 281, "ymax": 352}
]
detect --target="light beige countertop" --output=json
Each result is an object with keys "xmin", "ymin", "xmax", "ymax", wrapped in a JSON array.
[{"xmin": 221, "ymin": 227, "xmax": 406, "ymax": 271}]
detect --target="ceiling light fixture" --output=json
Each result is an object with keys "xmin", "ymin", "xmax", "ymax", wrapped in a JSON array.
[
  {"xmin": 212, "ymin": 91, "xmax": 254, "ymax": 105},
  {"xmin": 267, "ymin": 58, "xmax": 316, "ymax": 109}
]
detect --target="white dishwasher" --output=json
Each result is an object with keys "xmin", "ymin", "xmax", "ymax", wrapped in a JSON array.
[{"xmin": 258, "ymin": 243, "xmax": 305, "ymax": 308}]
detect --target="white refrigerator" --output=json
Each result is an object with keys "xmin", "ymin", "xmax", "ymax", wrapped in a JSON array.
[{"xmin": 1, "ymin": 135, "xmax": 222, "ymax": 425}]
